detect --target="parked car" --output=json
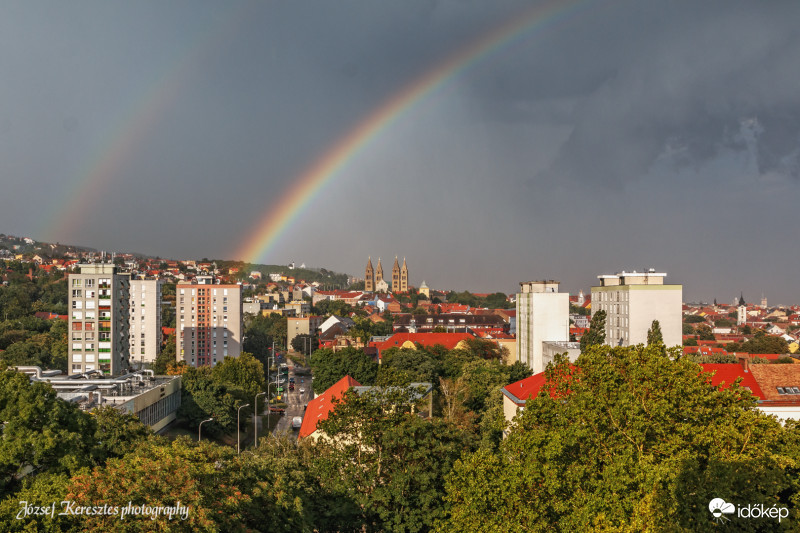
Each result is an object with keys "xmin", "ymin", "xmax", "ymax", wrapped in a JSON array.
[
  {"xmin": 291, "ymin": 416, "xmax": 302, "ymax": 430},
  {"xmin": 299, "ymin": 387, "xmax": 305, "ymax": 394}
]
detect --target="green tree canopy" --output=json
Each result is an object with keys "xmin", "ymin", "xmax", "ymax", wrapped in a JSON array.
[
  {"xmin": 0, "ymin": 367, "xmax": 97, "ymax": 498},
  {"xmin": 647, "ymin": 319, "xmax": 664, "ymax": 349},
  {"xmin": 309, "ymin": 347, "xmax": 378, "ymax": 393},
  {"xmin": 315, "ymin": 388, "xmax": 476, "ymax": 532},
  {"xmin": 443, "ymin": 344, "xmax": 800, "ymax": 531},
  {"xmin": 579, "ymin": 310, "xmax": 606, "ymax": 352}
]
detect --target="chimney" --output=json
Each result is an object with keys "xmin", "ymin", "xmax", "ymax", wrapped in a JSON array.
[{"xmin": 738, "ymin": 355, "xmax": 750, "ymax": 373}]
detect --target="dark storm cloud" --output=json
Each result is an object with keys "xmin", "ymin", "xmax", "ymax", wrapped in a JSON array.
[
  {"xmin": 2, "ymin": 1, "xmax": 800, "ymax": 301},
  {"xmin": 519, "ymin": 1, "xmax": 800, "ymax": 188}
]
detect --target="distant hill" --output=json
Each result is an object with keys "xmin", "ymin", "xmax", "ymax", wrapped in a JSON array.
[
  {"xmin": 0, "ymin": 232, "xmax": 353, "ymax": 287},
  {"xmin": 216, "ymin": 260, "xmax": 351, "ymax": 288},
  {"xmin": 0, "ymin": 233, "xmax": 96, "ymax": 257}
]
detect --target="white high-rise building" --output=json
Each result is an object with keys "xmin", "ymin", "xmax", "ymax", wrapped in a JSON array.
[
  {"xmin": 516, "ymin": 281, "xmax": 569, "ymax": 373},
  {"xmin": 68, "ymin": 264, "xmax": 130, "ymax": 376},
  {"xmin": 591, "ymin": 270, "xmax": 682, "ymax": 347},
  {"xmin": 128, "ymin": 279, "xmax": 163, "ymax": 367}
]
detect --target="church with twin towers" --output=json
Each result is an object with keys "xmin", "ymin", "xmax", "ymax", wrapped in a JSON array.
[{"xmin": 364, "ymin": 256, "xmax": 408, "ymax": 293}]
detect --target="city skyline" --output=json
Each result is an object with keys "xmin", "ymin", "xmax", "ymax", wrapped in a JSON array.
[{"xmin": 2, "ymin": 1, "xmax": 800, "ymax": 301}]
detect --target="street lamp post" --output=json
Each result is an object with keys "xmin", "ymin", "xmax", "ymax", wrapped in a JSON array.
[
  {"xmin": 237, "ymin": 404, "xmax": 250, "ymax": 454},
  {"xmin": 254, "ymin": 392, "xmax": 266, "ymax": 448},
  {"xmin": 198, "ymin": 417, "xmax": 213, "ymax": 442}
]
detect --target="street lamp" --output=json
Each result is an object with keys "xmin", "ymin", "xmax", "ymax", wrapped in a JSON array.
[
  {"xmin": 237, "ymin": 403, "xmax": 250, "ymax": 454},
  {"xmin": 254, "ymin": 391, "xmax": 267, "ymax": 448},
  {"xmin": 198, "ymin": 417, "xmax": 213, "ymax": 442}
]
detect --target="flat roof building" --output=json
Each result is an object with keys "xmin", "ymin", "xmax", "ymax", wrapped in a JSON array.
[
  {"xmin": 69, "ymin": 264, "xmax": 130, "ymax": 376},
  {"xmin": 591, "ymin": 270, "xmax": 682, "ymax": 347}
]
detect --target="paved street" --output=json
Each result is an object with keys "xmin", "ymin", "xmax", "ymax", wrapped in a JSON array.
[{"xmin": 272, "ymin": 357, "xmax": 312, "ymax": 437}]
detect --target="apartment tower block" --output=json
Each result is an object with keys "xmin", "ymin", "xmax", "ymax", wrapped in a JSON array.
[
  {"xmin": 591, "ymin": 270, "xmax": 682, "ymax": 347},
  {"xmin": 176, "ymin": 280, "xmax": 243, "ymax": 367},
  {"xmin": 516, "ymin": 280, "xmax": 569, "ymax": 373},
  {"xmin": 69, "ymin": 264, "xmax": 130, "ymax": 376}
]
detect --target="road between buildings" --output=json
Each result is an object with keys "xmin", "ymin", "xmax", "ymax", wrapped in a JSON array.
[{"xmin": 272, "ymin": 356, "xmax": 312, "ymax": 438}]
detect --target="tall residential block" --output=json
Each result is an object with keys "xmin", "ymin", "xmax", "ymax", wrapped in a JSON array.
[
  {"xmin": 516, "ymin": 280, "xmax": 569, "ymax": 373},
  {"xmin": 128, "ymin": 279, "xmax": 163, "ymax": 366},
  {"xmin": 591, "ymin": 270, "xmax": 682, "ymax": 347},
  {"xmin": 176, "ymin": 282, "xmax": 242, "ymax": 367},
  {"xmin": 69, "ymin": 264, "xmax": 130, "ymax": 376}
]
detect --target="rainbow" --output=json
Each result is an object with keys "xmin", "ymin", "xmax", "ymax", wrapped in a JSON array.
[
  {"xmin": 40, "ymin": 3, "xmax": 256, "ymax": 243},
  {"xmin": 236, "ymin": 0, "xmax": 599, "ymax": 264}
]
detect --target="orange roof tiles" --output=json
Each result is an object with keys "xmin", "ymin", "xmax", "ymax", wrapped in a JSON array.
[{"xmin": 298, "ymin": 375, "xmax": 361, "ymax": 438}]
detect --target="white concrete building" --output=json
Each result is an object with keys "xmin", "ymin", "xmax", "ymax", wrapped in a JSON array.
[
  {"xmin": 516, "ymin": 281, "xmax": 569, "ymax": 373},
  {"xmin": 591, "ymin": 270, "xmax": 682, "ymax": 348},
  {"xmin": 128, "ymin": 279, "xmax": 163, "ymax": 366},
  {"xmin": 69, "ymin": 264, "xmax": 130, "ymax": 376}
]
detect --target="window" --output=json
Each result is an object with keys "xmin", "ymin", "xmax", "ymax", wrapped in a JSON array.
[
  {"xmin": 72, "ymin": 279, "xmax": 82, "ymax": 287},
  {"xmin": 777, "ymin": 387, "xmax": 786, "ymax": 395},
  {"xmin": 72, "ymin": 300, "xmax": 82, "ymax": 309}
]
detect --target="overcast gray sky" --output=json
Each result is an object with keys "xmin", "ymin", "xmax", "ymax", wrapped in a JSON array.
[{"xmin": 2, "ymin": 1, "xmax": 799, "ymax": 303}]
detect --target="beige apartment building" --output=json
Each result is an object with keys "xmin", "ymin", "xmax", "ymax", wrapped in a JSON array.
[
  {"xmin": 591, "ymin": 270, "xmax": 682, "ymax": 347},
  {"xmin": 176, "ymin": 281, "xmax": 242, "ymax": 367},
  {"xmin": 68, "ymin": 264, "xmax": 131, "ymax": 376},
  {"xmin": 516, "ymin": 280, "xmax": 570, "ymax": 373},
  {"xmin": 287, "ymin": 316, "xmax": 325, "ymax": 350},
  {"xmin": 128, "ymin": 279, "xmax": 163, "ymax": 366}
]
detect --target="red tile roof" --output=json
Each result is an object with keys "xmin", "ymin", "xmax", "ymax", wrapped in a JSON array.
[
  {"xmin": 698, "ymin": 364, "xmax": 765, "ymax": 399},
  {"xmin": 502, "ymin": 366, "xmax": 577, "ymax": 405},
  {"xmin": 370, "ymin": 332, "xmax": 474, "ymax": 355},
  {"xmin": 298, "ymin": 375, "xmax": 361, "ymax": 438}
]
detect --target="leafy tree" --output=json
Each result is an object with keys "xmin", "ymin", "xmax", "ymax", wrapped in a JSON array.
[
  {"xmin": 380, "ymin": 347, "xmax": 440, "ymax": 386},
  {"xmin": 91, "ymin": 406, "xmax": 152, "ymax": 463},
  {"xmin": 684, "ymin": 337, "xmax": 698, "ymax": 346},
  {"xmin": 315, "ymin": 388, "xmax": 475, "ymax": 532},
  {"xmin": 0, "ymin": 473, "xmax": 73, "ymax": 532},
  {"xmin": 152, "ymin": 333, "xmax": 176, "ymax": 375},
  {"xmin": 507, "ymin": 360, "xmax": 533, "ymax": 383},
  {"xmin": 684, "ymin": 315, "xmax": 706, "ymax": 324},
  {"xmin": 442, "ymin": 345, "xmax": 800, "ymax": 531},
  {"xmin": 647, "ymin": 319, "xmax": 664, "ymax": 352},
  {"xmin": 177, "ymin": 366, "xmax": 237, "ymax": 435},
  {"xmin": 0, "ymin": 367, "xmax": 97, "ymax": 497},
  {"xmin": 579, "ymin": 310, "xmax": 606, "ymax": 352},
  {"xmin": 728, "ymin": 331, "xmax": 789, "ymax": 355},
  {"xmin": 291, "ymin": 333, "xmax": 318, "ymax": 356},
  {"xmin": 682, "ymin": 323, "xmax": 695, "ymax": 335},
  {"xmin": 460, "ymin": 337, "xmax": 507, "ymax": 361},
  {"xmin": 309, "ymin": 347, "xmax": 378, "ymax": 393},
  {"xmin": 65, "ymin": 438, "xmax": 252, "ymax": 532},
  {"xmin": 695, "ymin": 324, "xmax": 715, "ymax": 341},
  {"xmin": 212, "ymin": 352, "xmax": 266, "ymax": 403}
]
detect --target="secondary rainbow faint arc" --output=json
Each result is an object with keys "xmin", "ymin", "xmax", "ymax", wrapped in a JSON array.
[
  {"xmin": 40, "ymin": 2, "xmax": 255, "ymax": 243},
  {"xmin": 237, "ymin": 0, "xmax": 593, "ymax": 264}
]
